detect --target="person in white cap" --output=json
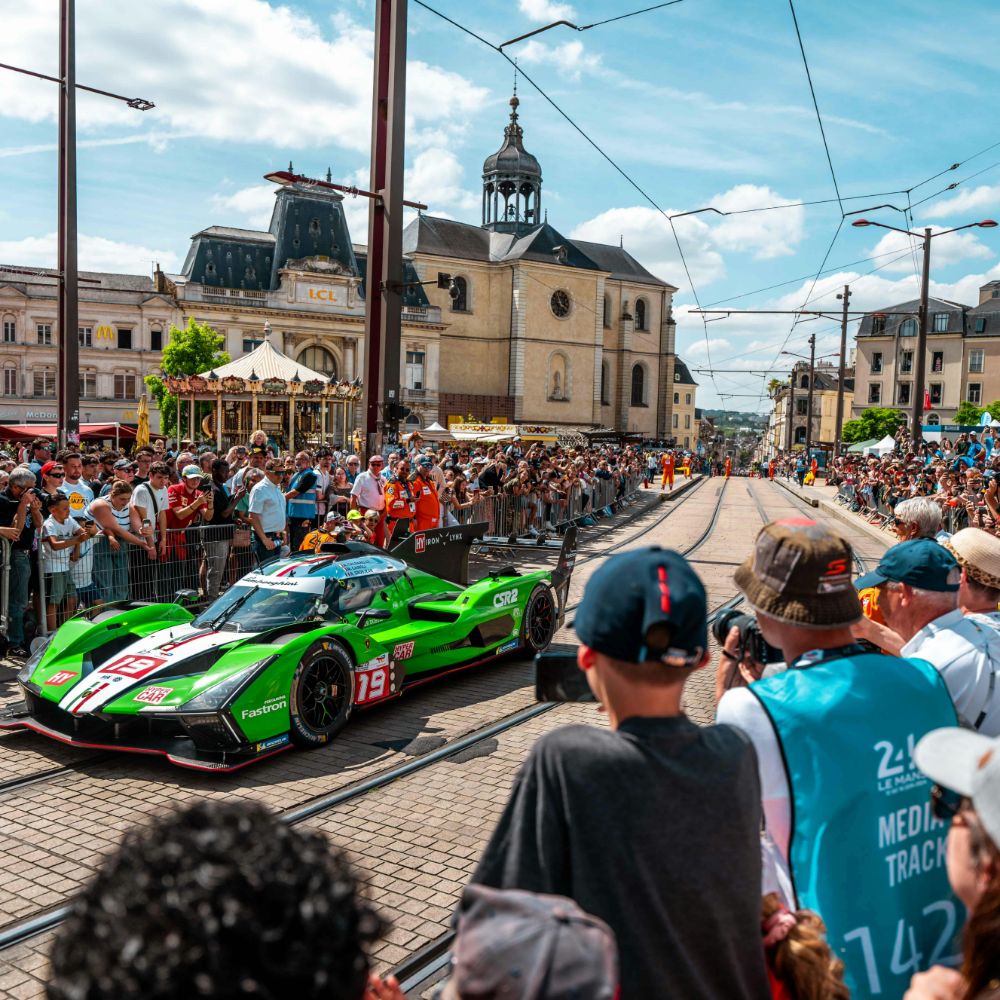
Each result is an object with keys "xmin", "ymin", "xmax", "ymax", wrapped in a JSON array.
[{"xmin": 905, "ymin": 727, "xmax": 1000, "ymax": 999}]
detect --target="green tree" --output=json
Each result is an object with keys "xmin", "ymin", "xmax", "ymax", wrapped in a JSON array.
[
  {"xmin": 954, "ymin": 401, "xmax": 987, "ymax": 426},
  {"xmin": 841, "ymin": 407, "xmax": 907, "ymax": 444},
  {"xmin": 144, "ymin": 318, "xmax": 230, "ymax": 442}
]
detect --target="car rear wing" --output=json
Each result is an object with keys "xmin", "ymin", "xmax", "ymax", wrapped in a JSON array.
[
  {"xmin": 391, "ymin": 522, "xmax": 488, "ymax": 587},
  {"xmin": 551, "ymin": 525, "xmax": 577, "ymax": 627}
]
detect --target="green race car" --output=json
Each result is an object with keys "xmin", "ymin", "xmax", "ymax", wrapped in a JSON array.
[{"xmin": 1, "ymin": 523, "xmax": 575, "ymax": 771}]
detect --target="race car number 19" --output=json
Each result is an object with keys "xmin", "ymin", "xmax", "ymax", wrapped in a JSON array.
[{"xmin": 354, "ymin": 660, "xmax": 391, "ymax": 705}]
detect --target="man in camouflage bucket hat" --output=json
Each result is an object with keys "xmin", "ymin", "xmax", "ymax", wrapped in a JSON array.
[{"xmin": 718, "ymin": 519, "xmax": 959, "ymax": 999}]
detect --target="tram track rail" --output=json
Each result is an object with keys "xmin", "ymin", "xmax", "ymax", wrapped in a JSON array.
[{"xmin": 0, "ymin": 477, "xmax": 735, "ymax": 956}]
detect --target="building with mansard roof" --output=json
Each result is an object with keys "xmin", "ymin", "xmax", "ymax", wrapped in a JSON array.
[{"xmin": 0, "ymin": 95, "xmax": 693, "ymax": 441}]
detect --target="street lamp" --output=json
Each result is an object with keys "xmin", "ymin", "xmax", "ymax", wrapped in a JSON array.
[{"xmin": 851, "ymin": 217, "xmax": 998, "ymax": 443}]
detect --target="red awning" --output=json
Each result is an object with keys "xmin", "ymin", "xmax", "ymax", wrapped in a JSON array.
[{"xmin": 0, "ymin": 423, "xmax": 138, "ymax": 442}]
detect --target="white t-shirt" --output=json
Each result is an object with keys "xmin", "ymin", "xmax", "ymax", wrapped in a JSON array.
[
  {"xmin": 350, "ymin": 470, "xmax": 386, "ymax": 512},
  {"xmin": 130, "ymin": 482, "xmax": 169, "ymax": 538},
  {"xmin": 901, "ymin": 608, "xmax": 1000, "ymax": 736},
  {"xmin": 41, "ymin": 515, "xmax": 81, "ymax": 572},
  {"xmin": 248, "ymin": 478, "xmax": 287, "ymax": 534}
]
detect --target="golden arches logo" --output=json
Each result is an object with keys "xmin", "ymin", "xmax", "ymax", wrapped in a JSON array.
[{"xmin": 95, "ymin": 325, "xmax": 115, "ymax": 341}]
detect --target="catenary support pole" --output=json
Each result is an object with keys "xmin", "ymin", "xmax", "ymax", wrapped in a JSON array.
[
  {"xmin": 362, "ymin": 0, "xmax": 407, "ymax": 456},
  {"xmin": 834, "ymin": 284, "xmax": 851, "ymax": 458},
  {"xmin": 805, "ymin": 333, "xmax": 816, "ymax": 455},
  {"xmin": 912, "ymin": 229, "xmax": 932, "ymax": 445}
]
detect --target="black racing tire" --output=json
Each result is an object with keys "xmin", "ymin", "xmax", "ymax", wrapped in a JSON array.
[
  {"xmin": 521, "ymin": 585, "xmax": 557, "ymax": 654},
  {"xmin": 288, "ymin": 641, "xmax": 354, "ymax": 748}
]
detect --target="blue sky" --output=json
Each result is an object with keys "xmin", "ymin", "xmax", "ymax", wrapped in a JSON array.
[{"xmin": 3, "ymin": 0, "xmax": 1000, "ymax": 411}]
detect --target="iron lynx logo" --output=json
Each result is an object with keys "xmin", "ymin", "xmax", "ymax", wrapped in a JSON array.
[{"xmin": 875, "ymin": 735, "xmax": 925, "ymax": 796}]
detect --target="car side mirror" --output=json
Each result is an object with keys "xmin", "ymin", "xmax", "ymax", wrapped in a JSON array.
[{"xmin": 174, "ymin": 589, "xmax": 199, "ymax": 605}]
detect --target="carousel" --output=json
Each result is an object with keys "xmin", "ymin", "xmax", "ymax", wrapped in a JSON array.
[{"xmin": 163, "ymin": 331, "xmax": 363, "ymax": 452}]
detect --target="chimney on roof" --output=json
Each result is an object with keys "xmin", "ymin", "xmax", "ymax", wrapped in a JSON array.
[{"xmin": 153, "ymin": 261, "xmax": 165, "ymax": 293}]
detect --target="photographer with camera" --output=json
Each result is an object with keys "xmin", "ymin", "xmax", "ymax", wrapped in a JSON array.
[
  {"xmin": 717, "ymin": 520, "xmax": 959, "ymax": 1000},
  {"xmin": 472, "ymin": 546, "xmax": 771, "ymax": 1000}
]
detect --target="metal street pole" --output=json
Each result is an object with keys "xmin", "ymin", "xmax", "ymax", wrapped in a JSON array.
[
  {"xmin": 912, "ymin": 228, "xmax": 932, "ymax": 445},
  {"xmin": 362, "ymin": 0, "xmax": 407, "ymax": 457},
  {"xmin": 805, "ymin": 334, "xmax": 816, "ymax": 455},
  {"xmin": 786, "ymin": 375, "xmax": 795, "ymax": 452},
  {"xmin": 57, "ymin": 0, "xmax": 80, "ymax": 448},
  {"xmin": 834, "ymin": 284, "xmax": 851, "ymax": 458}
]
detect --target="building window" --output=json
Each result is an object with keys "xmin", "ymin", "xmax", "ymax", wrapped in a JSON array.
[
  {"xmin": 796, "ymin": 398, "xmax": 807, "ymax": 415},
  {"xmin": 630, "ymin": 363, "xmax": 645, "ymax": 406},
  {"xmin": 297, "ymin": 346, "xmax": 337, "ymax": 379},
  {"xmin": 869, "ymin": 383, "xmax": 882, "ymax": 404},
  {"xmin": 673, "ymin": 391, "xmax": 679, "ymax": 404},
  {"xmin": 794, "ymin": 426, "xmax": 807, "ymax": 445},
  {"xmin": 969, "ymin": 383, "xmax": 983, "ymax": 404},
  {"xmin": 976, "ymin": 318, "xmax": 988, "ymax": 333},
  {"xmin": 2, "ymin": 368, "xmax": 16, "ymax": 396},
  {"xmin": 685, "ymin": 392, "xmax": 691, "ymax": 405},
  {"xmin": 242, "ymin": 337, "xmax": 263, "ymax": 354},
  {"xmin": 970, "ymin": 349, "xmax": 985, "ymax": 373},
  {"xmin": 900, "ymin": 350, "xmax": 913, "ymax": 374},
  {"xmin": 600, "ymin": 362, "xmax": 610, "ymax": 405},
  {"xmin": 603, "ymin": 295, "xmax": 611, "ymax": 328},
  {"xmin": 672, "ymin": 413, "xmax": 679, "ymax": 429},
  {"xmin": 900, "ymin": 319, "xmax": 917, "ymax": 337},
  {"xmin": 80, "ymin": 373, "xmax": 96, "ymax": 399},
  {"xmin": 684, "ymin": 414, "xmax": 691, "ymax": 429},
  {"xmin": 993, "ymin": 290, "xmax": 1000, "ymax": 299},
  {"xmin": 800, "ymin": 375, "xmax": 809, "ymax": 389},
  {"xmin": 684, "ymin": 436, "xmax": 690, "ymax": 448},
  {"xmin": 930, "ymin": 383, "xmax": 943, "ymax": 406},
  {"xmin": 933, "ymin": 312, "xmax": 949, "ymax": 332},
  {"xmin": 405, "ymin": 350, "xmax": 425, "ymax": 391},
  {"xmin": 36, "ymin": 324, "xmax": 52, "ymax": 346},
  {"xmin": 931, "ymin": 351, "xmax": 944, "ymax": 373},
  {"xmin": 2, "ymin": 319, "xmax": 14, "ymax": 343},
  {"xmin": 113, "ymin": 374, "xmax": 137, "ymax": 400},
  {"xmin": 451, "ymin": 276, "xmax": 469, "ymax": 313},
  {"xmin": 150, "ymin": 327, "xmax": 163, "ymax": 351},
  {"xmin": 635, "ymin": 298, "xmax": 647, "ymax": 331},
  {"xmin": 550, "ymin": 290, "xmax": 570, "ymax": 318},
  {"xmin": 79, "ymin": 326, "xmax": 92, "ymax": 348},
  {"xmin": 33, "ymin": 370, "xmax": 55, "ymax": 397},
  {"xmin": 898, "ymin": 383, "xmax": 911, "ymax": 406},
  {"xmin": 117, "ymin": 328, "xmax": 133, "ymax": 350},
  {"xmin": 871, "ymin": 352, "xmax": 883, "ymax": 374},
  {"xmin": 872, "ymin": 315, "xmax": 886, "ymax": 335}
]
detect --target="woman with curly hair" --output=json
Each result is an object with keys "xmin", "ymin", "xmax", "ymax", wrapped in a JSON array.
[
  {"xmin": 904, "ymin": 726, "xmax": 1000, "ymax": 1000},
  {"xmin": 761, "ymin": 893, "xmax": 849, "ymax": 1000}
]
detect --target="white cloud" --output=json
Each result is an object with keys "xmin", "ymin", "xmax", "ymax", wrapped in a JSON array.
[
  {"xmin": 685, "ymin": 337, "xmax": 731, "ymax": 357},
  {"xmin": 518, "ymin": 0, "xmax": 577, "ymax": 21},
  {"xmin": 570, "ymin": 206, "xmax": 725, "ymax": 287},
  {"xmin": 866, "ymin": 226, "xmax": 994, "ymax": 273},
  {"xmin": 406, "ymin": 148, "xmax": 479, "ymax": 216},
  {"xmin": 1, "ymin": 2, "xmax": 488, "ymax": 151},
  {"xmin": 210, "ymin": 186, "xmax": 276, "ymax": 230},
  {"xmin": 517, "ymin": 39, "xmax": 601, "ymax": 80},
  {"xmin": 0, "ymin": 233, "xmax": 180, "ymax": 275},
  {"xmin": 707, "ymin": 185, "xmax": 806, "ymax": 260},
  {"xmin": 923, "ymin": 185, "xmax": 1000, "ymax": 220}
]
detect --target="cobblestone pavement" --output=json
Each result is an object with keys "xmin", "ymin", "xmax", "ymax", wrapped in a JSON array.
[{"xmin": 0, "ymin": 479, "xmax": 891, "ymax": 998}]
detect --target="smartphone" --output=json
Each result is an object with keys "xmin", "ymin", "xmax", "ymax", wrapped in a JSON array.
[{"xmin": 534, "ymin": 651, "xmax": 596, "ymax": 703}]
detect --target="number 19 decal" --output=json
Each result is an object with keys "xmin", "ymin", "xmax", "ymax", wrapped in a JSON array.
[{"xmin": 354, "ymin": 664, "xmax": 391, "ymax": 705}]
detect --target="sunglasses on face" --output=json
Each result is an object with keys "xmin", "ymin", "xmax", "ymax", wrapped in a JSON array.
[
  {"xmin": 49, "ymin": 472, "xmax": 65, "ymax": 478},
  {"xmin": 930, "ymin": 784, "xmax": 968, "ymax": 822}
]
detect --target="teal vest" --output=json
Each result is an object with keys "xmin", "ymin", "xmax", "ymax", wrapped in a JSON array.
[{"xmin": 752, "ymin": 652, "xmax": 960, "ymax": 1000}]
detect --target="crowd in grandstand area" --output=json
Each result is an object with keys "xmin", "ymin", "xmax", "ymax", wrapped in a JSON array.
[
  {"xmin": 43, "ymin": 515, "xmax": 1000, "ymax": 999},
  {"xmin": 0, "ymin": 433, "xmax": 661, "ymax": 658}
]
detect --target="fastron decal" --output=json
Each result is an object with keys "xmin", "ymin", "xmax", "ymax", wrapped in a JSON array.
[{"xmin": 241, "ymin": 696, "xmax": 287, "ymax": 721}]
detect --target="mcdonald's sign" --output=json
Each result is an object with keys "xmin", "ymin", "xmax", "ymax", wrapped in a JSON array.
[{"xmin": 95, "ymin": 325, "xmax": 115, "ymax": 342}]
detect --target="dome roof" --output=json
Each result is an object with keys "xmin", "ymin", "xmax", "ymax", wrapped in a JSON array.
[{"xmin": 483, "ymin": 96, "xmax": 542, "ymax": 179}]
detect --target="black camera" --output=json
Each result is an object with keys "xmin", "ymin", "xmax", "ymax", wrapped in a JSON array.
[
  {"xmin": 195, "ymin": 476, "xmax": 212, "ymax": 491},
  {"xmin": 535, "ymin": 652, "xmax": 596, "ymax": 703},
  {"xmin": 711, "ymin": 608, "xmax": 783, "ymax": 666}
]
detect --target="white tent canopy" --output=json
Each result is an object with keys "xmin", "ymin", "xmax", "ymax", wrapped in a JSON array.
[
  {"xmin": 198, "ymin": 337, "xmax": 329, "ymax": 383},
  {"xmin": 865, "ymin": 434, "xmax": 897, "ymax": 456}
]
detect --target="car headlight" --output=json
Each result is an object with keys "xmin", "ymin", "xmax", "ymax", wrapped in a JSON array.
[
  {"xmin": 178, "ymin": 656, "xmax": 276, "ymax": 712},
  {"xmin": 18, "ymin": 637, "xmax": 54, "ymax": 684}
]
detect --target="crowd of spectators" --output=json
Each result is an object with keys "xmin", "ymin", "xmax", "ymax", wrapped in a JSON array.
[{"xmin": 0, "ymin": 433, "xmax": 648, "ymax": 657}]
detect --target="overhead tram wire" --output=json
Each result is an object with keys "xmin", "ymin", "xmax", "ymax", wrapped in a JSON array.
[{"xmin": 412, "ymin": 0, "xmax": 728, "ymax": 405}]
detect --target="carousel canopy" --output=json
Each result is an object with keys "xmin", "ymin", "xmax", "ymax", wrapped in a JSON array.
[{"xmin": 199, "ymin": 337, "xmax": 329, "ymax": 383}]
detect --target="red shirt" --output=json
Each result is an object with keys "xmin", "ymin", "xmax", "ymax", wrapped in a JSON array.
[{"xmin": 166, "ymin": 482, "xmax": 204, "ymax": 530}]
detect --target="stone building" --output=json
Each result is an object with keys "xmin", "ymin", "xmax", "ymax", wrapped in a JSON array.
[
  {"xmin": 766, "ymin": 361, "xmax": 854, "ymax": 456},
  {"xmin": 0, "ymin": 94, "xmax": 693, "ymax": 439}
]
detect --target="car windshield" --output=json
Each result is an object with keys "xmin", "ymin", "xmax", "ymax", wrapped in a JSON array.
[{"xmin": 192, "ymin": 572, "xmax": 400, "ymax": 631}]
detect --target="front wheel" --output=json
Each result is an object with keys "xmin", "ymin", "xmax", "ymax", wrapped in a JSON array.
[
  {"xmin": 288, "ymin": 642, "xmax": 353, "ymax": 748},
  {"xmin": 521, "ymin": 585, "xmax": 557, "ymax": 654}
]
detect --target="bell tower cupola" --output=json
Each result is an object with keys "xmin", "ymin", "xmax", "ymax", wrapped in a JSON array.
[{"xmin": 482, "ymin": 92, "xmax": 542, "ymax": 235}]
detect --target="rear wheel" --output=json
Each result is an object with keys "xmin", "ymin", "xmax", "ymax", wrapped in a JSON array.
[
  {"xmin": 521, "ymin": 585, "xmax": 557, "ymax": 653},
  {"xmin": 288, "ymin": 642, "xmax": 353, "ymax": 748}
]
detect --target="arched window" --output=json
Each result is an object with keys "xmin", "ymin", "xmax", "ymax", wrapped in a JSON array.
[
  {"xmin": 297, "ymin": 346, "xmax": 337, "ymax": 379},
  {"xmin": 451, "ymin": 276, "xmax": 469, "ymax": 312},
  {"xmin": 603, "ymin": 295, "xmax": 611, "ymax": 328},
  {"xmin": 600, "ymin": 362, "xmax": 610, "ymax": 404},
  {"xmin": 630, "ymin": 363, "xmax": 645, "ymax": 406},
  {"xmin": 900, "ymin": 319, "xmax": 917, "ymax": 337},
  {"xmin": 926, "ymin": 413, "xmax": 940, "ymax": 426},
  {"xmin": 800, "ymin": 375, "xmax": 809, "ymax": 389},
  {"xmin": 635, "ymin": 298, "xmax": 647, "ymax": 331}
]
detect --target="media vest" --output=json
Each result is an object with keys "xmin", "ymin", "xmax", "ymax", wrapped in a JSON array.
[{"xmin": 751, "ymin": 650, "xmax": 960, "ymax": 1000}]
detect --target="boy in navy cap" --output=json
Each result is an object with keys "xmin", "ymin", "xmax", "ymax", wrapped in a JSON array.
[{"xmin": 471, "ymin": 546, "xmax": 770, "ymax": 1000}]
